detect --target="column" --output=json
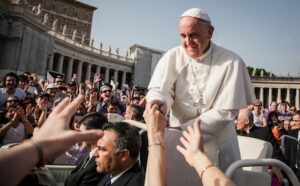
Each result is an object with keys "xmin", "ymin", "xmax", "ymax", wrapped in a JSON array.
[
  {"xmin": 260, "ymin": 87, "xmax": 264, "ymax": 104},
  {"xmin": 296, "ymin": 89, "xmax": 299, "ymax": 109},
  {"xmin": 48, "ymin": 53, "xmax": 54, "ymax": 71},
  {"xmin": 104, "ymin": 67, "xmax": 109, "ymax": 83},
  {"xmin": 286, "ymin": 88, "xmax": 290, "ymax": 103},
  {"xmin": 66, "ymin": 57, "xmax": 73, "ymax": 82},
  {"xmin": 268, "ymin": 88, "xmax": 272, "ymax": 106},
  {"xmin": 58, "ymin": 54, "xmax": 64, "ymax": 73},
  {"xmin": 77, "ymin": 60, "xmax": 82, "ymax": 83},
  {"xmin": 277, "ymin": 88, "xmax": 281, "ymax": 103},
  {"xmin": 122, "ymin": 71, "xmax": 126, "ymax": 86},
  {"xmin": 96, "ymin": 65, "xmax": 101, "ymax": 74},
  {"xmin": 85, "ymin": 63, "xmax": 91, "ymax": 81},
  {"xmin": 114, "ymin": 69, "xmax": 118, "ymax": 82}
]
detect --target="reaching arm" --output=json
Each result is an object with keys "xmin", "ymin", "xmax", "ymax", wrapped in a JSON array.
[
  {"xmin": 144, "ymin": 104, "xmax": 167, "ymax": 186},
  {"xmin": 177, "ymin": 120, "xmax": 236, "ymax": 186},
  {"xmin": 0, "ymin": 95, "xmax": 103, "ymax": 186}
]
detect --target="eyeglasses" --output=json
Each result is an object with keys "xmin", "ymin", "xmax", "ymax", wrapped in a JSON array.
[
  {"xmin": 55, "ymin": 81, "xmax": 62, "ymax": 83},
  {"xmin": 102, "ymin": 90, "xmax": 112, "ymax": 93},
  {"xmin": 7, "ymin": 99, "xmax": 19, "ymax": 103}
]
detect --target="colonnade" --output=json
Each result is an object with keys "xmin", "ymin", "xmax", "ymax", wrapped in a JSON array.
[
  {"xmin": 254, "ymin": 86, "xmax": 300, "ymax": 109},
  {"xmin": 48, "ymin": 52, "xmax": 132, "ymax": 87}
]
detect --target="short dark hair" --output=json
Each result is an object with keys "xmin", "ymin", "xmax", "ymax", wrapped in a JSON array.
[
  {"xmin": 18, "ymin": 74, "xmax": 28, "ymax": 83},
  {"xmin": 127, "ymin": 104, "xmax": 144, "ymax": 122},
  {"xmin": 103, "ymin": 122, "xmax": 141, "ymax": 160},
  {"xmin": 79, "ymin": 112, "xmax": 108, "ymax": 130},
  {"xmin": 3, "ymin": 72, "xmax": 18, "ymax": 87}
]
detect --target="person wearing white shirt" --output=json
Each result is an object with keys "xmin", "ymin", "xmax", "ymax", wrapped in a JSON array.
[{"xmin": 146, "ymin": 8, "xmax": 255, "ymax": 185}]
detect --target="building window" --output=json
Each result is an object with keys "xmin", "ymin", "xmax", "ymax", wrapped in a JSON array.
[{"xmin": 73, "ymin": 21, "xmax": 77, "ymax": 26}]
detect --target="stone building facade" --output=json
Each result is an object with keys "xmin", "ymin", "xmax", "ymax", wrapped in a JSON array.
[
  {"xmin": 0, "ymin": 0, "xmax": 133, "ymax": 86},
  {"xmin": 27, "ymin": 0, "xmax": 96, "ymax": 44}
]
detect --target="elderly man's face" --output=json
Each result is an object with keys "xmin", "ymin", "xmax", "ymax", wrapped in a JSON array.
[
  {"xmin": 94, "ymin": 130, "xmax": 122, "ymax": 175},
  {"xmin": 179, "ymin": 17, "xmax": 213, "ymax": 58}
]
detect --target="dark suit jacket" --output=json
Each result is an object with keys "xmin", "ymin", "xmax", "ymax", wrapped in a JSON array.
[
  {"xmin": 97, "ymin": 161, "xmax": 145, "ymax": 186},
  {"xmin": 284, "ymin": 129, "xmax": 299, "ymax": 168},
  {"xmin": 65, "ymin": 156, "xmax": 104, "ymax": 186},
  {"xmin": 240, "ymin": 125, "xmax": 285, "ymax": 162}
]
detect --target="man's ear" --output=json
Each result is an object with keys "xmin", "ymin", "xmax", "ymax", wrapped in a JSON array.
[
  {"xmin": 244, "ymin": 118, "xmax": 250, "ymax": 125},
  {"xmin": 119, "ymin": 149, "xmax": 130, "ymax": 162}
]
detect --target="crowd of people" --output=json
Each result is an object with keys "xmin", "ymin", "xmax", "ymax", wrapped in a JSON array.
[
  {"xmin": 0, "ymin": 71, "xmax": 147, "ymax": 147},
  {"xmin": 1, "ymin": 7, "xmax": 300, "ymax": 186},
  {"xmin": 0, "ymin": 71, "xmax": 235, "ymax": 186}
]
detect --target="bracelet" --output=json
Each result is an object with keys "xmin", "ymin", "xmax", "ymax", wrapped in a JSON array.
[
  {"xmin": 25, "ymin": 140, "xmax": 44, "ymax": 167},
  {"xmin": 148, "ymin": 142, "xmax": 165, "ymax": 150},
  {"xmin": 200, "ymin": 164, "xmax": 217, "ymax": 181}
]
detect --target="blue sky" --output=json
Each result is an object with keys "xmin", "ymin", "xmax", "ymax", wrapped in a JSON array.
[{"xmin": 79, "ymin": 0, "xmax": 300, "ymax": 76}]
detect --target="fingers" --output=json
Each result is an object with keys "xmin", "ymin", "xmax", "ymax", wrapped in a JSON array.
[
  {"xmin": 176, "ymin": 145, "xmax": 186, "ymax": 156},
  {"xmin": 179, "ymin": 136, "xmax": 189, "ymax": 149},
  {"xmin": 50, "ymin": 97, "xmax": 70, "ymax": 115},
  {"xmin": 75, "ymin": 130, "xmax": 103, "ymax": 144},
  {"xmin": 52, "ymin": 95, "xmax": 84, "ymax": 116},
  {"xmin": 182, "ymin": 130, "xmax": 192, "ymax": 143}
]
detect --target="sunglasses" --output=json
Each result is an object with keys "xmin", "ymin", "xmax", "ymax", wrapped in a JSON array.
[
  {"xmin": 7, "ymin": 99, "xmax": 19, "ymax": 103},
  {"xmin": 102, "ymin": 90, "xmax": 112, "ymax": 93}
]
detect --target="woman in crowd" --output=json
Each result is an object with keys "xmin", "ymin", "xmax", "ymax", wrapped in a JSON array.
[{"xmin": 0, "ymin": 105, "xmax": 33, "ymax": 146}]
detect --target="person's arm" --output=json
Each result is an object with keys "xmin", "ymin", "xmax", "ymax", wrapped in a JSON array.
[
  {"xmin": 36, "ymin": 99, "xmax": 48, "ymax": 127},
  {"xmin": 177, "ymin": 119, "xmax": 236, "ymax": 186},
  {"xmin": 262, "ymin": 115, "xmax": 267, "ymax": 127},
  {"xmin": 17, "ymin": 107, "xmax": 33, "ymax": 136},
  {"xmin": 87, "ymin": 92, "xmax": 98, "ymax": 113},
  {"xmin": 144, "ymin": 104, "xmax": 167, "ymax": 186},
  {"xmin": 0, "ymin": 95, "xmax": 103, "ymax": 186},
  {"xmin": 0, "ymin": 115, "xmax": 19, "ymax": 137}
]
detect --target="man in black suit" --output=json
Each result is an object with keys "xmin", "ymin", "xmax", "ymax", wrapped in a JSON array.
[
  {"xmin": 65, "ymin": 112, "xmax": 108, "ymax": 186},
  {"xmin": 94, "ymin": 122, "xmax": 145, "ymax": 186},
  {"xmin": 236, "ymin": 108, "xmax": 286, "ymax": 182},
  {"xmin": 236, "ymin": 108, "xmax": 285, "ymax": 162}
]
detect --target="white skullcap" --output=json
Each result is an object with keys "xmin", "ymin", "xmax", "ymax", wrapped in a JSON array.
[{"xmin": 180, "ymin": 8, "xmax": 211, "ymax": 23}]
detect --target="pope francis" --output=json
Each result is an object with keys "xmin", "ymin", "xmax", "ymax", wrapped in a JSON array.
[{"xmin": 146, "ymin": 8, "xmax": 256, "ymax": 185}]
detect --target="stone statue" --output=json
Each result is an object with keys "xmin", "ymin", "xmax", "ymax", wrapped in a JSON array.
[
  {"xmin": 32, "ymin": 5, "xmax": 37, "ymax": 13},
  {"xmin": 62, "ymin": 24, "xmax": 67, "ymax": 36},
  {"xmin": 252, "ymin": 69, "xmax": 256, "ymax": 76},
  {"xmin": 72, "ymin": 29, "xmax": 77, "ymax": 40},
  {"xmin": 42, "ymin": 13, "xmax": 48, "ymax": 25},
  {"xmin": 260, "ymin": 70, "xmax": 264, "ymax": 77},
  {"xmin": 108, "ymin": 46, "xmax": 112, "ymax": 53},
  {"xmin": 52, "ymin": 19, "xmax": 58, "ymax": 31},
  {"xmin": 90, "ymin": 39, "xmax": 94, "ymax": 47},
  {"xmin": 125, "ymin": 51, "xmax": 128, "ymax": 58},
  {"xmin": 100, "ymin": 42, "xmax": 103, "ymax": 50},
  {"xmin": 115, "ymin": 48, "xmax": 119, "ymax": 55},
  {"xmin": 36, "ymin": 3, "xmax": 42, "ymax": 15},
  {"xmin": 81, "ymin": 33, "xmax": 86, "ymax": 44}
]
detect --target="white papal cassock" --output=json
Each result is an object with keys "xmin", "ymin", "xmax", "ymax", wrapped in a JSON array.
[{"xmin": 146, "ymin": 42, "xmax": 256, "ymax": 185}]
